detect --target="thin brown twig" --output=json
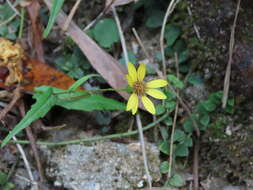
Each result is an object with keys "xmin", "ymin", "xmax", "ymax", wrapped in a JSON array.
[
  {"xmin": 62, "ymin": 0, "xmax": 82, "ymax": 31},
  {"xmin": 193, "ymin": 137, "xmax": 200, "ymax": 190},
  {"xmin": 12, "ymin": 136, "xmax": 38, "ymax": 189},
  {"xmin": 136, "ymin": 114, "xmax": 152, "ymax": 188},
  {"xmin": 169, "ymin": 86, "xmax": 200, "ymax": 137},
  {"xmin": 0, "ymin": 86, "xmax": 22, "ymax": 121},
  {"xmin": 222, "ymin": 0, "xmax": 241, "ymax": 108},
  {"xmin": 83, "ymin": 0, "xmax": 115, "ymax": 31},
  {"xmin": 19, "ymin": 100, "xmax": 45, "ymax": 183},
  {"xmin": 131, "ymin": 27, "xmax": 164, "ymax": 78},
  {"xmin": 160, "ymin": 0, "xmax": 181, "ymax": 76},
  {"xmin": 112, "ymin": 6, "xmax": 128, "ymax": 65},
  {"xmin": 168, "ymin": 53, "xmax": 180, "ymax": 178}
]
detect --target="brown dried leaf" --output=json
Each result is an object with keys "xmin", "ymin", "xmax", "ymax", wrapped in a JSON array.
[
  {"xmin": 43, "ymin": 0, "xmax": 129, "ymax": 100},
  {"xmin": 0, "ymin": 38, "xmax": 25, "ymax": 85},
  {"xmin": 22, "ymin": 59, "xmax": 81, "ymax": 92}
]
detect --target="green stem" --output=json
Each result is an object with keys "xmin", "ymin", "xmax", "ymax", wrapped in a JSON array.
[
  {"xmin": 18, "ymin": 7, "xmax": 25, "ymax": 39},
  {"xmin": 1, "ymin": 113, "xmax": 168, "ymax": 146}
]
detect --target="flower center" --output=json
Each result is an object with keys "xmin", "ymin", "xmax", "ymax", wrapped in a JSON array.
[{"xmin": 133, "ymin": 81, "xmax": 146, "ymax": 96}]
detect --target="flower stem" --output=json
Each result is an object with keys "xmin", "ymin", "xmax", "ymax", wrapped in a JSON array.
[{"xmin": 1, "ymin": 113, "xmax": 168, "ymax": 146}]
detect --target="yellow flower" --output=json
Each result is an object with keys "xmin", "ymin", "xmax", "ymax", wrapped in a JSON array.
[{"xmin": 126, "ymin": 62, "xmax": 168, "ymax": 115}]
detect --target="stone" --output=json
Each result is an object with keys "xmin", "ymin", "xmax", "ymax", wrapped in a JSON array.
[{"xmin": 41, "ymin": 141, "xmax": 161, "ymax": 190}]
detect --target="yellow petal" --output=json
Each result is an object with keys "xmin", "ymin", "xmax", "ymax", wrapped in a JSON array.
[
  {"xmin": 146, "ymin": 89, "xmax": 167, "ymax": 99},
  {"xmin": 146, "ymin": 79, "xmax": 168, "ymax": 88},
  {"xmin": 137, "ymin": 63, "xmax": 146, "ymax": 81},
  {"xmin": 126, "ymin": 93, "xmax": 138, "ymax": 111},
  {"xmin": 126, "ymin": 74, "xmax": 134, "ymax": 87},
  {"xmin": 141, "ymin": 96, "xmax": 156, "ymax": 115},
  {"xmin": 127, "ymin": 62, "xmax": 137, "ymax": 82},
  {"xmin": 131, "ymin": 98, "xmax": 139, "ymax": 115}
]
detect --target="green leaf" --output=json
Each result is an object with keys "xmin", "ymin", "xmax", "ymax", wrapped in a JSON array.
[
  {"xmin": 0, "ymin": 172, "xmax": 8, "ymax": 185},
  {"xmin": 68, "ymin": 74, "xmax": 100, "ymax": 91},
  {"xmin": 165, "ymin": 24, "xmax": 181, "ymax": 47},
  {"xmin": 173, "ymin": 129, "xmax": 185, "ymax": 142},
  {"xmin": 167, "ymin": 74, "xmax": 184, "ymax": 89},
  {"xmin": 2, "ymin": 183, "xmax": 15, "ymax": 190},
  {"xmin": 201, "ymin": 100, "xmax": 216, "ymax": 112},
  {"xmin": 160, "ymin": 161, "xmax": 169, "ymax": 174},
  {"xmin": 163, "ymin": 117, "xmax": 173, "ymax": 126},
  {"xmin": 156, "ymin": 104, "xmax": 165, "ymax": 115},
  {"xmin": 57, "ymin": 94, "xmax": 125, "ymax": 111},
  {"xmin": 200, "ymin": 114, "xmax": 210, "ymax": 127},
  {"xmin": 0, "ymin": 172, "xmax": 14, "ymax": 190},
  {"xmin": 43, "ymin": 0, "xmax": 65, "ymax": 38},
  {"xmin": 165, "ymin": 101, "xmax": 176, "ymax": 111},
  {"xmin": 159, "ymin": 126, "xmax": 169, "ymax": 140},
  {"xmin": 165, "ymin": 174, "xmax": 185, "ymax": 187},
  {"xmin": 174, "ymin": 144, "xmax": 189, "ymax": 157},
  {"xmin": 164, "ymin": 89, "xmax": 176, "ymax": 101},
  {"xmin": 159, "ymin": 141, "xmax": 169, "ymax": 155},
  {"xmin": 183, "ymin": 118, "xmax": 194, "ymax": 133},
  {"xmin": 93, "ymin": 18, "xmax": 119, "ymax": 48},
  {"xmin": 119, "ymin": 51, "xmax": 137, "ymax": 65},
  {"xmin": 1, "ymin": 87, "xmax": 56, "ymax": 147},
  {"xmin": 173, "ymin": 39, "xmax": 187, "ymax": 54},
  {"xmin": 188, "ymin": 75, "xmax": 203, "ymax": 85},
  {"xmin": 145, "ymin": 10, "xmax": 164, "ymax": 28},
  {"xmin": 208, "ymin": 91, "xmax": 223, "ymax": 105},
  {"xmin": 182, "ymin": 136, "xmax": 193, "ymax": 147}
]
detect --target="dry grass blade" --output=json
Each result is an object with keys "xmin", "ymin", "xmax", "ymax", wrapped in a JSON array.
[
  {"xmin": 43, "ymin": 0, "xmax": 129, "ymax": 100},
  {"xmin": 222, "ymin": 0, "xmax": 241, "ymax": 108}
]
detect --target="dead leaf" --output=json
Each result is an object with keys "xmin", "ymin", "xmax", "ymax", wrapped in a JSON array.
[
  {"xmin": 0, "ymin": 38, "xmax": 25, "ymax": 85},
  {"xmin": 27, "ymin": 0, "xmax": 45, "ymax": 62},
  {"xmin": 0, "ymin": 38, "xmax": 82, "ymax": 92},
  {"xmin": 43, "ymin": 0, "xmax": 129, "ymax": 100},
  {"xmin": 22, "ymin": 59, "xmax": 80, "ymax": 91}
]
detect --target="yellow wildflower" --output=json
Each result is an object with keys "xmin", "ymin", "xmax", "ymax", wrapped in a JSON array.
[{"xmin": 126, "ymin": 62, "xmax": 168, "ymax": 115}]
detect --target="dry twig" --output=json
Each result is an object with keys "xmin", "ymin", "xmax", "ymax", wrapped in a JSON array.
[
  {"xmin": 160, "ymin": 0, "xmax": 181, "ymax": 76},
  {"xmin": 19, "ymin": 100, "xmax": 45, "ymax": 183},
  {"xmin": 0, "ymin": 86, "xmax": 22, "ymax": 121},
  {"xmin": 222, "ymin": 0, "xmax": 241, "ymax": 108},
  {"xmin": 168, "ymin": 53, "xmax": 180, "ymax": 178},
  {"xmin": 63, "ymin": 0, "xmax": 82, "ymax": 31},
  {"xmin": 136, "ymin": 114, "xmax": 152, "ymax": 188}
]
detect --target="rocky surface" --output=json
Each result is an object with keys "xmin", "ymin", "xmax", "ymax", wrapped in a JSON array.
[{"xmin": 40, "ymin": 141, "xmax": 161, "ymax": 190}]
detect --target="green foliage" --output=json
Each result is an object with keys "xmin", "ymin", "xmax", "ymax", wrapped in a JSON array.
[
  {"xmin": 0, "ymin": 171, "xmax": 15, "ymax": 190},
  {"xmin": 165, "ymin": 25, "xmax": 181, "ymax": 47},
  {"xmin": 1, "ymin": 77, "xmax": 126, "ymax": 146},
  {"xmin": 165, "ymin": 174, "xmax": 185, "ymax": 187},
  {"xmin": 167, "ymin": 74, "xmax": 184, "ymax": 89},
  {"xmin": 160, "ymin": 161, "xmax": 169, "ymax": 174},
  {"xmin": 145, "ymin": 10, "xmax": 164, "ymax": 28},
  {"xmin": 43, "ymin": 0, "xmax": 65, "ymax": 38},
  {"xmin": 187, "ymin": 74, "xmax": 203, "ymax": 85},
  {"xmin": 0, "ymin": 3, "xmax": 20, "ymax": 40},
  {"xmin": 119, "ymin": 51, "xmax": 137, "ymax": 65},
  {"xmin": 55, "ymin": 47, "xmax": 91, "ymax": 79},
  {"xmin": 92, "ymin": 18, "xmax": 119, "ymax": 48}
]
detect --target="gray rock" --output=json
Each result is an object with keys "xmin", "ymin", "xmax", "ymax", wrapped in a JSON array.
[
  {"xmin": 41, "ymin": 141, "xmax": 161, "ymax": 190},
  {"xmin": 223, "ymin": 186, "xmax": 246, "ymax": 190},
  {"xmin": 185, "ymin": 83, "xmax": 208, "ymax": 102},
  {"xmin": 201, "ymin": 177, "xmax": 246, "ymax": 190}
]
